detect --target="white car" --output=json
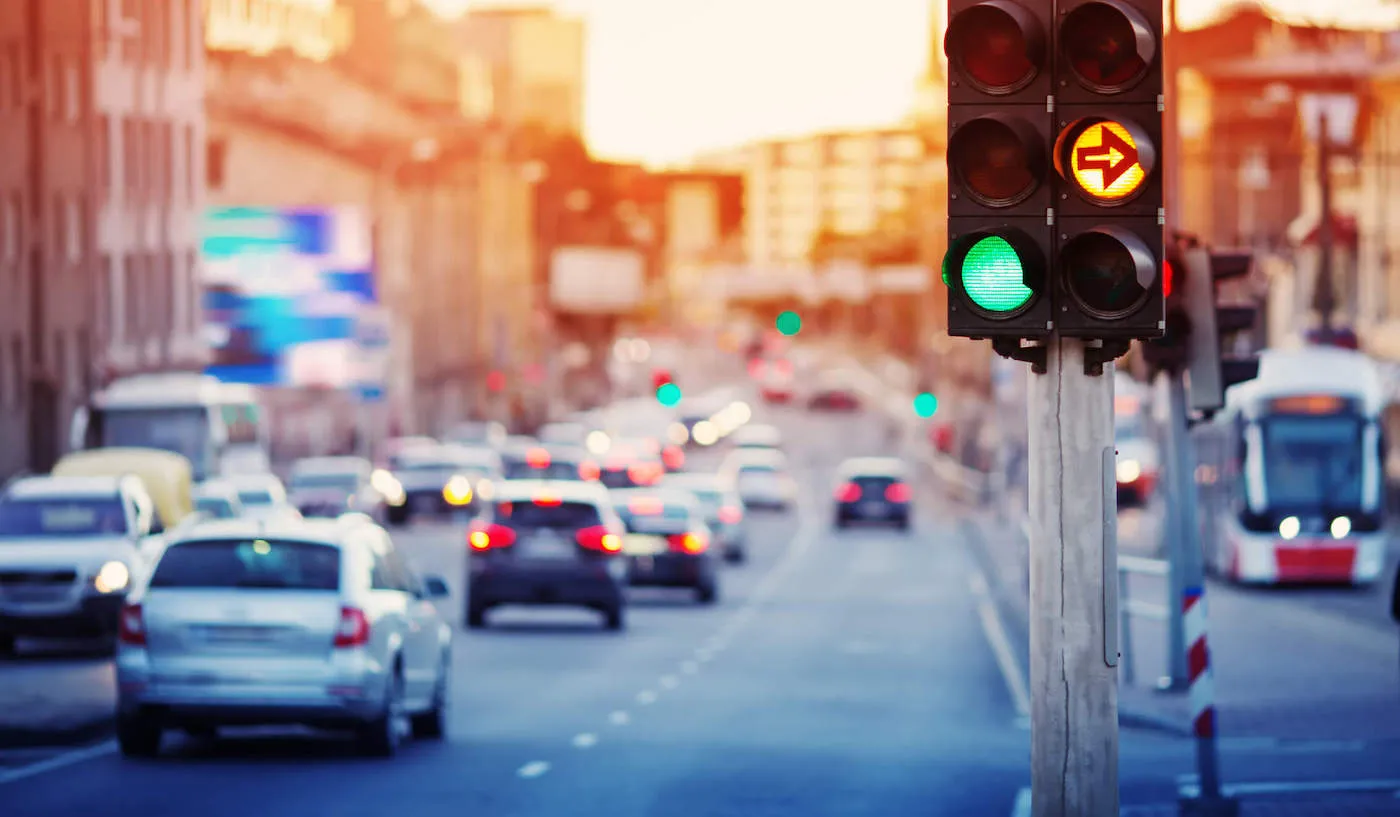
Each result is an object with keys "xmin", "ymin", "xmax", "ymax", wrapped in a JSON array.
[
  {"xmin": 728, "ymin": 423, "xmax": 783, "ymax": 452},
  {"xmin": 288, "ymin": 457, "xmax": 386, "ymax": 521},
  {"xmin": 115, "ymin": 515, "xmax": 452, "ymax": 757},
  {"xmin": 225, "ymin": 473, "xmax": 300, "ymax": 523},
  {"xmin": 0, "ymin": 475, "xmax": 159, "ymax": 653},
  {"xmin": 192, "ymin": 480, "xmax": 244, "ymax": 520},
  {"xmin": 721, "ymin": 449, "xmax": 797, "ymax": 511}
]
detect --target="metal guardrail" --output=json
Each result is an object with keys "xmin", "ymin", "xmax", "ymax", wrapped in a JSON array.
[{"xmin": 1117, "ymin": 556, "xmax": 1170, "ymax": 687}]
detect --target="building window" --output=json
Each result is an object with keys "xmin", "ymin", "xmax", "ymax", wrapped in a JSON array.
[
  {"xmin": 66, "ymin": 197, "xmax": 82, "ymax": 262},
  {"xmin": 53, "ymin": 333, "xmax": 67, "ymax": 396},
  {"xmin": 123, "ymin": 119, "xmax": 140, "ymax": 202},
  {"xmin": 185, "ymin": 250, "xmax": 200, "ymax": 333},
  {"xmin": 51, "ymin": 195, "xmax": 65, "ymax": 262},
  {"xmin": 170, "ymin": 0, "xmax": 184, "ymax": 72},
  {"xmin": 122, "ymin": 0, "xmax": 142, "ymax": 64},
  {"xmin": 97, "ymin": 115, "xmax": 110, "ymax": 196},
  {"xmin": 184, "ymin": 125, "xmax": 195, "ymax": 199},
  {"xmin": 0, "ymin": 46, "xmax": 10, "ymax": 109},
  {"xmin": 1, "ymin": 196, "xmax": 15, "ymax": 261},
  {"xmin": 9, "ymin": 337, "xmax": 22, "ymax": 407},
  {"xmin": 96, "ymin": 254, "xmax": 111, "ymax": 343},
  {"xmin": 207, "ymin": 137, "xmax": 226, "ymax": 190},
  {"xmin": 76, "ymin": 327, "xmax": 92, "ymax": 394},
  {"xmin": 63, "ymin": 59, "xmax": 80, "ymax": 121},
  {"xmin": 124, "ymin": 255, "xmax": 142, "ymax": 339}
]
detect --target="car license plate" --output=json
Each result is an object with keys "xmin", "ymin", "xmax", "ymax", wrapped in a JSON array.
[
  {"xmin": 415, "ymin": 495, "xmax": 437, "ymax": 512},
  {"xmin": 201, "ymin": 626, "xmax": 275, "ymax": 643},
  {"xmin": 521, "ymin": 534, "xmax": 573, "ymax": 559},
  {"xmin": 860, "ymin": 501, "xmax": 884, "ymax": 516},
  {"xmin": 623, "ymin": 534, "xmax": 667, "ymax": 556}
]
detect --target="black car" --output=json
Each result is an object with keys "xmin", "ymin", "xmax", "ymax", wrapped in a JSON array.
[
  {"xmin": 832, "ymin": 457, "xmax": 913, "ymax": 530},
  {"xmin": 500, "ymin": 443, "xmax": 599, "ymax": 483},
  {"xmin": 610, "ymin": 489, "xmax": 719, "ymax": 604},
  {"xmin": 660, "ymin": 472, "xmax": 748, "ymax": 564},
  {"xmin": 597, "ymin": 444, "xmax": 665, "ymax": 490},
  {"xmin": 386, "ymin": 446, "xmax": 502, "ymax": 525},
  {"xmin": 465, "ymin": 481, "xmax": 627, "ymax": 630}
]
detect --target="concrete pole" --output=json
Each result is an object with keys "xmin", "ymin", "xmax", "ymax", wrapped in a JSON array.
[{"xmin": 1027, "ymin": 337, "xmax": 1120, "ymax": 817}]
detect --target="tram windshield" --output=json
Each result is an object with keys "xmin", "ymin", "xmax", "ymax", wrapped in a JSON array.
[{"xmin": 1258, "ymin": 414, "xmax": 1364, "ymax": 512}]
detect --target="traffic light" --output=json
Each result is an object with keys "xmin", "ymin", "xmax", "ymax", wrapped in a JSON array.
[
  {"xmin": 652, "ymin": 368, "xmax": 674, "ymax": 392},
  {"xmin": 1182, "ymin": 246, "xmax": 1260, "ymax": 413},
  {"xmin": 1051, "ymin": 0, "xmax": 1165, "ymax": 340},
  {"xmin": 943, "ymin": 0, "xmax": 1055, "ymax": 340},
  {"xmin": 1140, "ymin": 238, "xmax": 1191, "ymax": 373}
]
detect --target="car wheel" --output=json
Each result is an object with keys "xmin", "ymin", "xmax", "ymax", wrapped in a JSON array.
[
  {"xmin": 896, "ymin": 517, "xmax": 911, "ymax": 532},
  {"xmin": 695, "ymin": 582, "xmax": 718, "ymax": 605},
  {"xmin": 465, "ymin": 604, "xmax": 488, "ymax": 630},
  {"xmin": 604, "ymin": 605, "xmax": 626, "ymax": 631},
  {"xmin": 410, "ymin": 655, "xmax": 449, "ymax": 740},
  {"xmin": 0, "ymin": 633, "xmax": 17, "ymax": 656},
  {"xmin": 116, "ymin": 714, "xmax": 163, "ymax": 758},
  {"xmin": 723, "ymin": 548, "xmax": 745, "ymax": 565},
  {"xmin": 834, "ymin": 517, "xmax": 848, "ymax": 530},
  {"xmin": 357, "ymin": 669, "xmax": 404, "ymax": 758}
]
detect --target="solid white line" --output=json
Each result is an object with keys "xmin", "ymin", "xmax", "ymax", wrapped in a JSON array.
[
  {"xmin": 1178, "ymin": 779, "xmax": 1400, "ymax": 798},
  {"xmin": 1011, "ymin": 786, "xmax": 1032, "ymax": 817},
  {"xmin": 0, "ymin": 741, "xmax": 116, "ymax": 787},
  {"xmin": 517, "ymin": 761, "xmax": 551, "ymax": 779},
  {"xmin": 969, "ymin": 571, "xmax": 1032, "ymax": 718},
  {"xmin": 571, "ymin": 733, "xmax": 597, "ymax": 749},
  {"xmin": 636, "ymin": 690, "xmax": 657, "ymax": 705},
  {"xmin": 608, "ymin": 710, "xmax": 630, "ymax": 726}
]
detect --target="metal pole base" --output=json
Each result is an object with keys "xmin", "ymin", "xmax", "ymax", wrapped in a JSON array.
[{"xmin": 1178, "ymin": 796, "xmax": 1240, "ymax": 817}]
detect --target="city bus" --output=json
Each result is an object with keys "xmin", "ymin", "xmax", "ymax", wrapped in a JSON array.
[
  {"xmin": 1192, "ymin": 347, "xmax": 1388, "ymax": 586},
  {"xmin": 70, "ymin": 374, "xmax": 270, "ymax": 482}
]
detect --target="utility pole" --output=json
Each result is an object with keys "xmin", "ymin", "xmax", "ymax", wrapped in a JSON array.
[
  {"xmin": 1027, "ymin": 339, "xmax": 1121, "ymax": 817},
  {"xmin": 1313, "ymin": 108, "xmax": 1336, "ymax": 332}
]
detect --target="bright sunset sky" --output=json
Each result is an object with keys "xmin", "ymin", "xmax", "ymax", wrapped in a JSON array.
[{"xmin": 424, "ymin": 0, "xmax": 1399, "ymax": 165}]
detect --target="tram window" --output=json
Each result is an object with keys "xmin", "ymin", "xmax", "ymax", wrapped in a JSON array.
[{"xmin": 1260, "ymin": 417, "xmax": 1363, "ymax": 509}]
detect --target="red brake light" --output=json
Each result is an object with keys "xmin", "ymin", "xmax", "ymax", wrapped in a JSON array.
[
  {"xmin": 718, "ymin": 505, "xmax": 743, "ymax": 525},
  {"xmin": 577, "ymin": 525, "xmax": 622, "ymax": 553},
  {"xmin": 469, "ymin": 522, "xmax": 517, "ymax": 551},
  {"xmin": 885, "ymin": 483, "xmax": 913, "ymax": 503},
  {"xmin": 668, "ymin": 532, "xmax": 708, "ymax": 554},
  {"xmin": 628, "ymin": 463, "xmax": 661, "ymax": 485},
  {"xmin": 333, "ymin": 606, "xmax": 371, "ymax": 648},
  {"xmin": 662, "ymin": 446, "xmax": 685, "ymax": 469},
  {"xmin": 579, "ymin": 460, "xmax": 601, "ymax": 481},
  {"xmin": 774, "ymin": 359, "xmax": 793, "ymax": 376},
  {"xmin": 533, "ymin": 495, "xmax": 562, "ymax": 507},
  {"xmin": 835, "ymin": 482, "xmax": 862, "ymax": 503},
  {"xmin": 628, "ymin": 497, "xmax": 664, "ymax": 515},
  {"xmin": 118, "ymin": 603, "xmax": 146, "ymax": 646},
  {"xmin": 748, "ymin": 359, "xmax": 764, "ymax": 378},
  {"xmin": 526, "ymin": 447, "xmax": 551, "ymax": 469}
]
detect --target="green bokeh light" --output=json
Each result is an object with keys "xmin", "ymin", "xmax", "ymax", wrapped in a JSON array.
[
  {"xmin": 656, "ymin": 382, "xmax": 682, "ymax": 407},
  {"xmin": 961, "ymin": 236, "xmax": 1032, "ymax": 313},
  {"xmin": 913, "ymin": 393, "xmax": 939, "ymax": 418},
  {"xmin": 775, "ymin": 311, "xmax": 802, "ymax": 336}
]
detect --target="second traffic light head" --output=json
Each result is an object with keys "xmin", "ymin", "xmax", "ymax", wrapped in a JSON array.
[{"xmin": 1055, "ymin": 222, "xmax": 1164, "ymax": 339}]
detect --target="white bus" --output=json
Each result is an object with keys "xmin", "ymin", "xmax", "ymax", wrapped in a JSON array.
[
  {"xmin": 1192, "ymin": 347, "xmax": 1389, "ymax": 586},
  {"xmin": 70, "ymin": 374, "xmax": 270, "ymax": 482}
]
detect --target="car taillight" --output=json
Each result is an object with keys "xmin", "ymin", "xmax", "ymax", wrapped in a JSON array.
[
  {"xmin": 774, "ymin": 360, "xmax": 793, "ymax": 376},
  {"xmin": 468, "ymin": 522, "xmax": 517, "ymax": 551},
  {"xmin": 628, "ymin": 463, "xmax": 661, "ymax": 485},
  {"xmin": 885, "ymin": 483, "xmax": 912, "ymax": 503},
  {"xmin": 118, "ymin": 603, "xmax": 146, "ymax": 646},
  {"xmin": 334, "ymin": 606, "xmax": 371, "ymax": 648},
  {"xmin": 526, "ymin": 447, "xmax": 551, "ymax": 469},
  {"xmin": 577, "ymin": 525, "xmax": 622, "ymax": 554},
  {"xmin": 718, "ymin": 505, "xmax": 743, "ymax": 525},
  {"xmin": 668, "ymin": 532, "xmax": 708, "ymax": 554},
  {"xmin": 748, "ymin": 359, "xmax": 764, "ymax": 378},
  {"xmin": 579, "ymin": 460, "xmax": 601, "ymax": 481},
  {"xmin": 835, "ymin": 482, "xmax": 862, "ymax": 503},
  {"xmin": 662, "ymin": 446, "xmax": 685, "ymax": 470}
]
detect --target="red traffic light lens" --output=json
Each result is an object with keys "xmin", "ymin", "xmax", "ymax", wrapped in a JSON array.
[
  {"xmin": 946, "ymin": 1, "xmax": 1045, "ymax": 95},
  {"xmin": 949, "ymin": 116, "xmax": 1045, "ymax": 207},
  {"xmin": 1162, "ymin": 259, "xmax": 1173, "ymax": 299},
  {"xmin": 1060, "ymin": 1, "xmax": 1155, "ymax": 93},
  {"xmin": 1061, "ymin": 226, "xmax": 1157, "ymax": 319}
]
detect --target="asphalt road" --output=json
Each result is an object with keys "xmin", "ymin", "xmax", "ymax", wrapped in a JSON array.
[{"xmin": 3, "ymin": 393, "xmax": 1400, "ymax": 815}]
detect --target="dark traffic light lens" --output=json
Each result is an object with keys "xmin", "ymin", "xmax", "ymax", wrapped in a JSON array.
[
  {"xmin": 1061, "ymin": 2, "xmax": 1154, "ymax": 92},
  {"xmin": 947, "ymin": 3, "xmax": 1044, "ymax": 95},
  {"xmin": 949, "ymin": 117, "xmax": 1044, "ymax": 207},
  {"xmin": 1061, "ymin": 228, "xmax": 1156, "ymax": 318}
]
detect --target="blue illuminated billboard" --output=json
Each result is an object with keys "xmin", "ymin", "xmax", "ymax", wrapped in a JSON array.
[{"xmin": 201, "ymin": 206, "xmax": 376, "ymax": 388}]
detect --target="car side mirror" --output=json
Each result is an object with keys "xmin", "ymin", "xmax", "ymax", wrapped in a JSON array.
[{"xmin": 421, "ymin": 575, "xmax": 450, "ymax": 599}]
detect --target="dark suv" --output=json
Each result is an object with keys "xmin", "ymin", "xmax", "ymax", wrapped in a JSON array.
[
  {"xmin": 465, "ymin": 481, "xmax": 627, "ymax": 630},
  {"xmin": 833, "ymin": 458, "xmax": 913, "ymax": 530}
]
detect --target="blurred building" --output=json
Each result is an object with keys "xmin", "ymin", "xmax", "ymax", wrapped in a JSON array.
[
  {"xmin": 0, "ymin": 0, "xmax": 205, "ymax": 478},
  {"xmin": 456, "ymin": 6, "xmax": 586, "ymax": 137}
]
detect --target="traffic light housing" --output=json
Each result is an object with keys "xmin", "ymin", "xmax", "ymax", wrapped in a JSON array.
[
  {"xmin": 1140, "ymin": 237, "xmax": 1191, "ymax": 373},
  {"xmin": 1183, "ymin": 247, "xmax": 1260, "ymax": 413},
  {"xmin": 1052, "ymin": 0, "xmax": 1165, "ymax": 340},
  {"xmin": 944, "ymin": 0, "xmax": 1056, "ymax": 341}
]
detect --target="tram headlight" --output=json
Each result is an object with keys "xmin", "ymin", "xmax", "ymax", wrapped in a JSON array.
[
  {"xmin": 1278, "ymin": 516, "xmax": 1301, "ymax": 540},
  {"xmin": 1330, "ymin": 516, "xmax": 1351, "ymax": 540},
  {"xmin": 1115, "ymin": 459, "xmax": 1141, "ymax": 484}
]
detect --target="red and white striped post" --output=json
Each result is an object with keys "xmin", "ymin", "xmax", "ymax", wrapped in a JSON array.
[{"xmin": 1183, "ymin": 585, "xmax": 1226, "ymax": 804}]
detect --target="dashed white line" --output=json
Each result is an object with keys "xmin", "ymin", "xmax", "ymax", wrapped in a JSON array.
[
  {"xmin": 659, "ymin": 674, "xmax": 679, "ymax": 690},
  {"xmin": 0, "ymin": 741, "xmax": 116, "ymax": 787},
  {"xmin": 636, "ymin": 689, "xmax": 658, "ymax": 705},
  {"xmin": 680, "ymin": 660, "xmax": 699, "ymax": 674},
  {"xmin": 1010, "ymin": 786, "xmax": 1031, "ymax": 817},
  {"xmin": 517, "ymin": 761, "xmax": 551, "ymax": 779},
  {"xmin": 1177, "ymin": 778, "xmax": 1400, "ymax": 799},
  {"xmin": 694, "ymin": 648, "xmax": 713, "ymax": 662},
  {"xmin": 571, "ymin": 733, "xmax": 598, "ymax": 749},
  {"xmin": 609, "ymin": 710, "xmax": 631, "ymax": 726},
  {"xmin": 969, "ymin": 570, "xmax": 1032, "ymax": 719}
]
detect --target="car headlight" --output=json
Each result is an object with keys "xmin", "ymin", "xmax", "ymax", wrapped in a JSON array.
[
  {"xmin": 443, "ymin": 475, "xmax": 474, "ymax": 506},
  {"xmin": 1116, "ymin": 459, "xmax": 1142, "ymax": 484},
  {"xmin": 95, "ymin": 561, "xmax": 130, "ymax": 594}
]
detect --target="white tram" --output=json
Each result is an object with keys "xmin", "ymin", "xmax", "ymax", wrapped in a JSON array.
[{"xmin": 1192, "ymin": 347, "xmax": 1389, "ymax": 586}]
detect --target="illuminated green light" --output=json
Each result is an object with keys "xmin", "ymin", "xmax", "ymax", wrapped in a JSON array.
[
  {"xmin": 961, "ymin": 236, "xmax": 1032, "ymax": 313},
  {"xmin": 913, "ymin": 393, "xmax": 939, "ymax": 418},
  {"xmin": 656, "ymin": 383, "xmax": 682, "ymax": 407},
  {"xmin": 775, "ymin": 311, "xmax": 802, "ymax": 336}
]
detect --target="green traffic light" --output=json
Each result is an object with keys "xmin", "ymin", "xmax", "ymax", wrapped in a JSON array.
[
  {"xmin": 961, "ymin": 235, "xmax": 1032, "ymax": 313},
  {"xmin": 775, "ymin": 311, "xmax": 802, "ymax": 336},
  {"xmin": 656, "ymin": 382, "xmax": 682, "ymax": 407},
  {"xmin": 914, "ymin": 393, "xmax": 939, "ymax": 418}
]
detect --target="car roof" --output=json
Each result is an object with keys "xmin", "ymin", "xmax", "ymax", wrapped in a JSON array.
[
  {"xmin": 733, "ymin": 423, "xmax": 780, "ymax": 438},
  {"xmin": 661, "ymin": 472, "xmax": 731, "ymax": 490},
  {"xmin": 292, "ymin": 457, "xmax": 371, "ymax": 474},
  {"xmin": 492, "ymin": 479, "xmax": 610, "ymax": 503},
  {"xmin": 225, "ymin": 473, "xmax": 283, "ymax": 489},
  {"xmin": 608, "ymin": 487, "xmax": 701, "ymax": 509},
  {"xmin": 193, "ymin": 480, "xmax": 239, "ymax": 498},
  {"xmin": 838, "ymin": 457, "xmax": 907, "ymax": 477},
  {"xmin": 168, "ymin": 516, "xmax": 375, "ymax": 549},
  {"xmin": 5, "ymin": 475, "xmax": 127, "ymax": 498},
  {"xmin": 725, "ymin": 448, "xmax": 787, "ymax": 466}
]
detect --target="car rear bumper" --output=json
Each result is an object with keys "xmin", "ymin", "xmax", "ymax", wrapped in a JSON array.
[
  {"xmin": 836, "ymin": 502, "xmax": 910, "ymax": 523},
  {"xmin": 0, "ymin": 594, "xmax": 125, "ymax": 638},
  {"xmin": 469, "ymin": 564, "xmax": 625, "ymax": 608},
  {"xmin": 627, "ymin": 553, "xmax": 714, "ymax": 588}
]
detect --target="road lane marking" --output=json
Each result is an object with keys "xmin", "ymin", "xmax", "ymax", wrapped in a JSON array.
[
  {"xmin": 680, "ymin": 660, "xmax": 699, "ymax": 674},
  {"xmin": 0, "ymin": 741, "xmax": 116, "ymax": 787},
  {"xmin": 659, "ymin": 675, "xmax": 679, "ymax": 690},
  {"xmin": 1011, "ymin": 787, "xmax": 1031, "ymax": 817},
  {"xmin": 609, "ymin": 710, "xmax": 630, "ymax": 726},
  {"xmin": 571, "ymin": 733, "xmax": 597, "ymax": 749},
  {"xmin": 969, "ymin": 571, "xmax": 1032, "ymax": 719},
  {"xmin": 1177, "ymin": 778, "xmax": 1400, "ymax": 799},
  {"xmin": 694, "ymin": 648, "xmax": 713, "ymax": 662},
  {"xmin": 636, "ymin": 690, "xmax": 657, "ymax": 705},
  {"xmin": 517, "ymin": 761, "xmax": 551, "ymax": 779}
]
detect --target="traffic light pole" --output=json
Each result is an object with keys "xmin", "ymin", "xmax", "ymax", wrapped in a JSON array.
[
  {"xmin": 1027, "ymin": 337, "xmax": 1119, "ymax": 817},
  {"xmin": 1159, "ymin": 371, "xmax": 1191, "ymax": 692}
]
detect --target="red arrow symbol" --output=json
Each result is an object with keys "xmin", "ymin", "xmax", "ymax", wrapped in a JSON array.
[{"xmin": 1074, "ymin": 126, "xmax": 1139, "ymax": 189}]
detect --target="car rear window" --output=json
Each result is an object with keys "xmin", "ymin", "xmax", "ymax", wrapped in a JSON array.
[
  {"xmin": 195, "ymin": 497, "xmax": 238, "ymax": 519},
  {"xmin": 0, "ymin": 497, "xmax": 129, "ymax": 537},
  {"xmin": 614, "ymin": 502, "xmax": 689, "ymax": 531},
  {"xmin": 494, "ymin": 500, "xmax": 601, "ymax": 529},
  {"xmin": 237, "ymin": 490, "xmax": 273, "ymax": 505},
  {"xmin": 853, "ymin": 475, "xmax": 898, "ymax": 491},
  {"xmin": 503, "ymin": 461, "xmax": 582, "ymax": 481},
  {"xmin": 149, "ymin": 540, "xmax": 340, "ymax": 590}
]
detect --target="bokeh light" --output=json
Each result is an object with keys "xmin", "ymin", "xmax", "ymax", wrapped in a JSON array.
[
  {"xmin": 775, "ymin": 311, "xmax": 802, "ymax": 336},
  {"xmin": 914, "ymin": 393, "xmax": 939, "ymax": 418},
  {"xmin": 656, "ymin": 382, "xmax": 682, "ymax": 407}
]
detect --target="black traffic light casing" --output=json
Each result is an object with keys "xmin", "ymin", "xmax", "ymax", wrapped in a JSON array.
[
  {"xmin": 944, "ymin": 0, "xmax": 1057, "ymax": 340},
  {"xmin": 1140, "ymin": 240, "xmax": 1190, "ymax": 373},
  {"xmin": 1183, "ymin": 247, "xmax": 1260, "ymax": 413},
  {"xmin": 1050, "ymin": 0, "xmax": 1165, "ymax": 341}
]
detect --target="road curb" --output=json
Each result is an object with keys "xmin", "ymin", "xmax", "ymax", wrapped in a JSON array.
[
  {"xmin": 0, "ymin": 717, "xmax": 114, "ymax": 751},
  {"xmin": 958, "ymin": 517, "xmax": 1193, "ymax": 739}
]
